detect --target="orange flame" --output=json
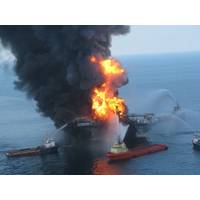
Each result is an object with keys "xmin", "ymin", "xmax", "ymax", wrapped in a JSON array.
[
  {"xmin": 90, "ymin": 55, "xmax": 97, "ymax": 63},
  {"xmin": 100, "ymin": 59, "xmax": 124, "ymax": 76},
  {"xmin": 90, "ymin": 56, "xmax": 126, "ymax": 121}
]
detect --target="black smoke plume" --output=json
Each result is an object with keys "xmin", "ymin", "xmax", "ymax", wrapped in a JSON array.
[{"xmin": 0, "ymin": 26, "xmax": 130, "ymax": 126}]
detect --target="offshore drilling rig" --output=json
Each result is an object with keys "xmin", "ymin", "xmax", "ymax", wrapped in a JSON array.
[
  {"xmin": 58, "ymin": 112, "xmax": 159, "ymax": 149},
  {"xmin": 59, "ymin": 102, "xmax": 182, "ymax": 149}
]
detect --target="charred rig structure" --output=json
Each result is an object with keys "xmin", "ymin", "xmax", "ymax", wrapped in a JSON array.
[{"xmin": 60, "ymin": 113, "xmax": 159, "ymax": 148}]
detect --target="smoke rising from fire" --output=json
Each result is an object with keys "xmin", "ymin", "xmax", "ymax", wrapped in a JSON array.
[{"xmin": 0, "ymin": 26, "xmax": 130, "ymax": 126}]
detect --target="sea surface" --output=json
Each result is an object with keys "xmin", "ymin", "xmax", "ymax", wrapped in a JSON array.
[{"xmin": 1, "ymin": 52, "xmax": 200, "ymax": 174}]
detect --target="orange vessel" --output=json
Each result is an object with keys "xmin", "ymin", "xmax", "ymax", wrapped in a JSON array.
[{"xmin": 107, "ymin": 144, "xmax": 168, "ymax": 161}]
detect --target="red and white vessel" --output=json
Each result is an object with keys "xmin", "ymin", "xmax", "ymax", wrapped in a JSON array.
[{"xmin": 107, "ymin": 143, "xmax": 168, "ymax": 161}]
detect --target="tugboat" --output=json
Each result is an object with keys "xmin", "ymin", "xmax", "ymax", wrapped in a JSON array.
[
  {"xmin": 107, "ymin": 143, "xmax": 168, "ymax": 161},
  {"xmin": 192, "ymin": 135, "xmax": 200, "ymax": 150},
  {"xmin": 6, "ymin": 137, "xmax": 58, "ymax": 157},
  {"xmin": 107, "ymin": 113, "xmax": 168, "ymax": 161}
]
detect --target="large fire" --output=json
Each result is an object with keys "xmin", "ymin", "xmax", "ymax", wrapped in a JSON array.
[{"xmin": 90, "ymin": 55, "xmax": 126, "ymax": 121}]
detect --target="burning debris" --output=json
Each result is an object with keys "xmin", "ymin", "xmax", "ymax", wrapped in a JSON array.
[{"xmin": 0, "ymin": 26, "xmax": 130, "ymax": 127}]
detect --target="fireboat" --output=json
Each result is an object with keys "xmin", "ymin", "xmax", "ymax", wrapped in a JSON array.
[
  {"xmin": 6, "ymin": 137, "xmax": 58, "ymax": 157},
  {"xmin": 107, "ymin": 142, "xmax": 168, "ymax": 161},
  {"xmin": 192, "ymin": 134, "xmax": 200, "ymax": 150}
]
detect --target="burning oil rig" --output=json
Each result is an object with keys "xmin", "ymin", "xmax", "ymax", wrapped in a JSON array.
[
  {"xmin": 56, "ymin": 54, "xmax": 159, "ymax": 148},
  {"xmin": 58, "ymin": 53, "xmax": 160, "ymax": 145},
  {"xmin": 58, "ymin": 112, "xmax": 158, "ymax": 149},
  {"xmin": 0, "ymin": 26, "xmax": 162, "ymax": 150}
]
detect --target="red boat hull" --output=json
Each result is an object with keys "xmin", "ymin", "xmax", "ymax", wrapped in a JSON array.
[{"xmin": 107, "ymin": 144, "xmax": 168, "ymax": 161}]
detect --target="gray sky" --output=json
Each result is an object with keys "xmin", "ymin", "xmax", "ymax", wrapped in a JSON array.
[{"xmin": 111, "ymin": 25, "xmax": 200, "ymax": 55}]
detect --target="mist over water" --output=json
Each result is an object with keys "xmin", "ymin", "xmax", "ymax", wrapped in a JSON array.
[
  {"xmin": 128, "ymin": 87, "xmax": 200, "ymax": 134},
  {"xmin": 107, "ymin": 115, "xmax": 129, "ymax": 143}
]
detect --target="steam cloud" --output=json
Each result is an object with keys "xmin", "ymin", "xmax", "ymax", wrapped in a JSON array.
[{"xmin": 0, "ymin": 26, "xmax": 130, "ymax": 126}]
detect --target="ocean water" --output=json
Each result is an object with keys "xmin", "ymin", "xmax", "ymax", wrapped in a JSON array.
[{"xmin": 1, "ymin": 52, "xmax": 200, "ymax": 174}]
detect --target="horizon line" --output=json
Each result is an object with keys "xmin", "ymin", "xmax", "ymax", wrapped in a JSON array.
[{"xmin": 113, "ymin": 50, "xmax": 200, "ymax": 57}]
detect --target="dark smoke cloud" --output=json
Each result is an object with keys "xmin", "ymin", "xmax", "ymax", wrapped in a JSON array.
[{"xmin": 0, "ymin": 26, "xmax": 130, "ymax": 126}]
